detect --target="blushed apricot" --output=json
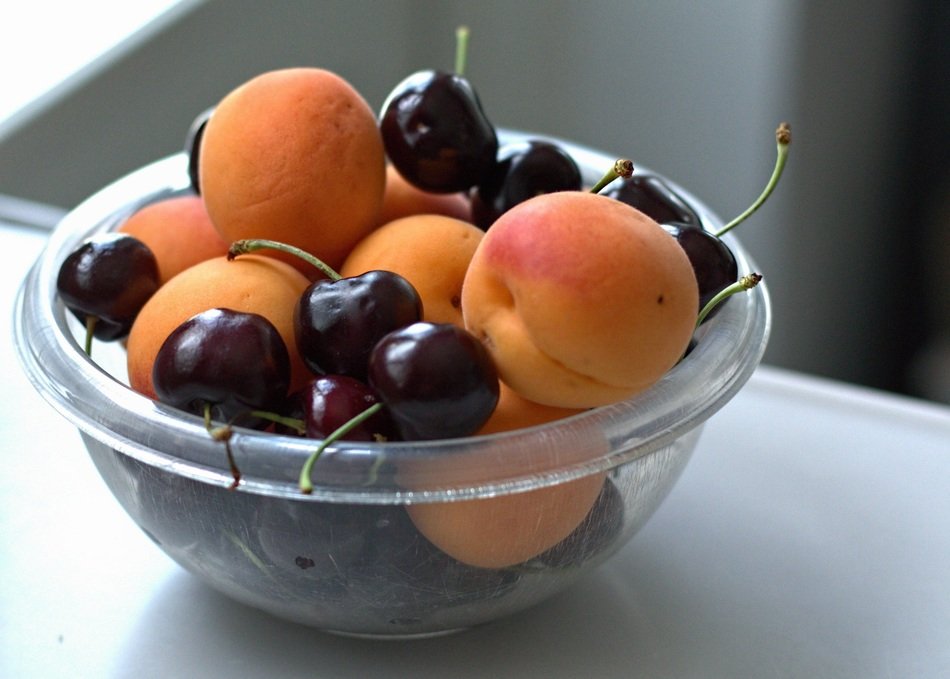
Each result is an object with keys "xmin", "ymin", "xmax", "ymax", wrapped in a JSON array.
[
  {"xmin": 126, "ymin": 254, "xmax": 311, "ymax": 399},
  {"xmin": 118, "ymin": 195, "xmax": 229, "ymax": 285},
  {"xmin": 199, "ymin": 68, "xmax": 385, "ymax": 271},
  {"xmin": 340, "ymin": 214, "xmax": 483, "ymax": 327},
  {"xmin": 378, "ymin": 164, "xmax": 471, "ymax": 226},
  {"xmin": 462, "ymin": 191, "xmax": 698, "ymax": 409}
]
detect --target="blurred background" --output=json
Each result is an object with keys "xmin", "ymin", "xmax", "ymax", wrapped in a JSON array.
[{"xmin": 2, "ymin": 0, "xmax": 948, "ymax": 403}]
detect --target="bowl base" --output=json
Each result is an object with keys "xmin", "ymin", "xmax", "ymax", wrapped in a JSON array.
[{"xmin": 322, "ymin": 626, "xmax": 472, "ymax": 641}]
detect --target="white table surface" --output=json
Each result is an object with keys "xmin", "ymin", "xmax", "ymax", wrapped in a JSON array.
[{"xmin": 3, "ymin": 220, "xmax": 949, "ymax": 679}]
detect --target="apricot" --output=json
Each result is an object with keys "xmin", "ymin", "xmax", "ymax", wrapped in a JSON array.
[
  {"xmin": 340, "ymin": 214, "xmax": 483, "ymax": 327},
  {"xmin": 126, "ymin": 254, "xmax": 311, "ymax": 399},
  {"xmin": 199, "ymin": 68, "xmax": 385, "ymax": 271},
  {"xmin": 407, "ymin": 472, "xmax": 607, "ymax": 569},
  {"xmin": 118, "ymin": 195, "xmax": 229, "ymax": 285},
  {"xmin": 378, "ymin": 164, "xmax": 471, "ymax": 225},
  {"xmin": 461, "ymin": 191, "xmax": 699, "ymax": 409},
  {"xmin": 476, "ymin": 381, "xmax": 584, "ymax": 435}
]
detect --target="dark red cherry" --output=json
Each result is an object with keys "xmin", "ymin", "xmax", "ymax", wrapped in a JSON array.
[
  {"xmin": 380, "ymin": 70, "xmax": 498, "ymax": 193},
  {"xmin": 294, "ymin": 270, "xmax": 423, "ymax": 382},
  {"xmin": 56, "ymin": 233, "xmax": 160, "ymax": 341},
  {"xmin": 152, "ymin": 308, "xmax": 291, "ymax": 426},
  {"xmin": 471, "ymin": 139, "xmax": 582, "ymax": 229},
  {"xmin": 603, "ymin": 174, "xmax": 701, "ymax": 226},
  {"xmin": 368, "ymin": 322, "xmax": 499, "ymax": 441},
  {"xmin": 185, "ymin": 106, "xmax": 213, "ymax": 194},
  {"xmin": 662, "ymin": 222, "xmax": 738, "ymax": 320},
  {"xmin": 296, "ymin": 375, "xmax": 398, "ymax": 442}
]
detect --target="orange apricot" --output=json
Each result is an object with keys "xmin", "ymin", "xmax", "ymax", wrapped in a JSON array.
[
  {"xmin": 476, "ymin": 381, "xmax": 585, "ymax": 435},
  {"xmin": 126, "ymin": 254, "xmax": 311, "ymax": 399},
  {"xmin": 340, "ymin": 214, "xmax": 483, "ymax": 327},
  {"xmin": 378, "ymin": 164, "xmax": 471, "ymax": 225},
  {"xmin": 199, "ymin": 68, "xmax": 385, "ymax": 272},
  {"xmin": 462, "ymin": 191, "xmax": 699, "ymax": 408},
  {"xmin": 406, "ymin": 472, "xmax": 607, "ymax": 569},
  {"xmin": 118, "ymin": 195, "xmax": 229, "ymax": 285}
]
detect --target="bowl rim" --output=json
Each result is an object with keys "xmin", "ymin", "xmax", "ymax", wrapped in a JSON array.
[{"xmin": 13, "ymin": 130, "xmax": 771, "ymax": 503}]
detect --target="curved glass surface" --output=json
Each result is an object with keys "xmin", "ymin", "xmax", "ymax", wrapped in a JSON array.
[{"xmin": 14, "ymin": 131, "xmax": 770, "ymax": 503}]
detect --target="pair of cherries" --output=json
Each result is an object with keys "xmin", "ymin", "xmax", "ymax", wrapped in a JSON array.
[
  {"xmin": 378, "ymin": 28, "xmax": 584, "ymax": 232},
  {"xmin": 610, "ymin": 122, "xmax": 791, "ymax": 319}
]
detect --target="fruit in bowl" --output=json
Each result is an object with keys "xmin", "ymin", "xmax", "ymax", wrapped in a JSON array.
[{"xmin": 13, "ymin": 48, "xmax": 780, "ymax": 637}]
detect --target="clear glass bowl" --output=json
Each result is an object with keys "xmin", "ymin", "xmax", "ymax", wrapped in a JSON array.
[{"xmin": 13, "ymin": 131, "xmax": 770, "ymax": 638}]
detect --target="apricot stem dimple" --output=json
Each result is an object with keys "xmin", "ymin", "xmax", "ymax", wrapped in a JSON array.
[
  {"xmin": 228, "ymin": 238, "xmax": 341, "ymax": 280},
  {"xmin": 589, "ymin": 159, "xmax": 634, "ymax": 194}
]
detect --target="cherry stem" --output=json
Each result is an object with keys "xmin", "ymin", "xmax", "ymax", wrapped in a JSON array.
[
  {"xmin": 83, "ymin": 316, "xmax": 97, "ymax": 356},
  {"xmin": 228, "ymin": 238, "xmax": 341, "ymax": 281},
  {"xmin": 249, "ymin": 410, "xmax": 306, "ymax": 435},
  {"xmin": 299, "ymin": 402, "xmax": 384, "ymax": 494},
  {"xmin": 203, "ymin": 402, "xmax": 241, "ymax": 489},
  {"xmin": 715, "ymin": 123, "xmax": 791, "ymax": 238},
  {"xmin": 590, "ymin": 159, "xmax": 634, "ymax": 194},
  {"xmin": 695, "ymin": 273, "xmax": 763, "ymax": 327},
  {"xmin": 455, "ymin": 25, "xmax": 470, "ymax": 76}
]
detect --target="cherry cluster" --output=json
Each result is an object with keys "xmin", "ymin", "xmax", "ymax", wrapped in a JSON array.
[
  {"xmin": 378, "ymin": 26, "xmax": 584, "ymax": 232},
  {"xmin": 55, "ymin": 229, "xmax": 501, "ymax": 490},
  {"xmin": 55, "ymin": 28, "xmax": 787, "ymax": 493},
  {"xmin": 376, "ymin": 27, "xmax": 783, "ymax": 324}
]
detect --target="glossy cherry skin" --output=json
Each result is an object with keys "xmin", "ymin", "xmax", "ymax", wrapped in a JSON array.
[
  {"xmin": 294, "ymin": 375, "xmax": 398, "ymax": 442},
  {"xmin": 662, "ymin": 222, "xmax": 738, "ymax": 319},
  {"xmin": 152, "ymin": 308, "xmax": 291, "ymax": 426},
  {"xmin": 56, "ymin": 232, "xmax": 160, "ymax": 341},
  {"xmin": 380, "ymin": 70, "xmax": 498, "ymax": 193},
  {"xmin": 603, "ymin": 174, "xmax": 701, "ymax": 226},
  {"xmin": 185, "ymin": 106, "xmax": 213, "ymax": 194},
  {"xmin": 294, "ymin": 270, "xmax": 423, "ymax": 382},
  {"xmin": 368, "ymin": 322, "xmax": 499, "ymax": 441},
  {"xmin": 471, "ymin": 139, "xmax": 582, "ymax": 229}
]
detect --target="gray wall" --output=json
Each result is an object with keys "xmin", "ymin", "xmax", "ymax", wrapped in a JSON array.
[{"xmin": 2, "ymin": 0, "xmax": 946, "ymax": 402}]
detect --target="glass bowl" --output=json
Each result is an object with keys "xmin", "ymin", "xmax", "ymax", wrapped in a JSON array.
[{"xmin": 13, "ymin": 131, "xmax": 770, "ymax": 638}]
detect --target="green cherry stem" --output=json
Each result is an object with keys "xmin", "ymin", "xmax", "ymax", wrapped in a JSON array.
[
  {"xmin": 203, "ymin": 402, "xmax": 242, "ymax": 489},
  {"xmin": 455, "ymin": 25, "xmax": 470, "ymax": 76},
  {"xmin": 715, "ymin": 123, "xmax": 791, "ymax": 238},
  {"xmin": 695, "ymin": 273, "xmax": 763, "ymax": 327},
  {"xmin": 299, "ymin": 402, "xmax": 384, "ymax": 494},
  {"xmin": 590, "ymin": 159, "xmax": 635, "ymax": 194},
  {"xmin": 249, "ymin": 411, "xmax": 306, "ymax": 435},
  {"xmin": 228, "ymin": 238, "xmax": 341, "ymax": 281},
  {"xmin": 83, "ymin": 316, "xmax": 97, "ymax": 356}
]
